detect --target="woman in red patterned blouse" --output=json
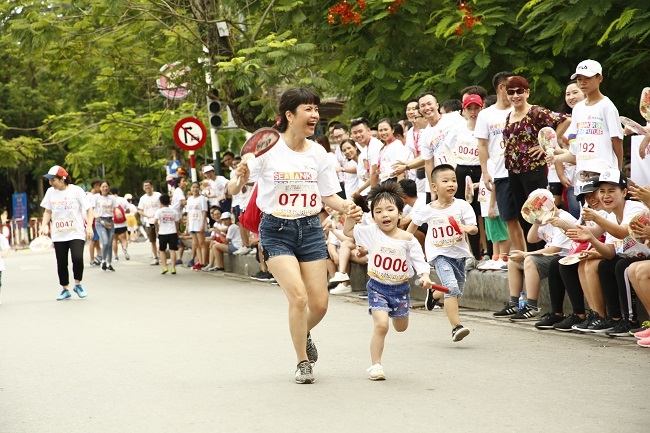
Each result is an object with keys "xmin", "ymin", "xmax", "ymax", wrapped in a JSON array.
[{"xmin": 502, "ymin": 76, "xmax": 571, "ymax": 248}]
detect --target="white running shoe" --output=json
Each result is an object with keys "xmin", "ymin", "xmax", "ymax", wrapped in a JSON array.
[
  {"xmin": 477, "ymin": 259, "xmax": 497, "ymax": 271},
  {"xmin": 367, "ymin": 363, "xmax": 386, "ymax": 381},
  {"xmin": 329, "ymin": 271, "xmax": 350, "ymax": 283},
  {"xmin": 494, "ymin": 258, "xmax": 508, "ymax": 270},
  {"xmin": 150, "ymin": 258, "xmax": 159, "ymax": 265},
  {"xmin": 233, "ymin": 246, "xmax": 252, "ymax": 256},
  {"xmin": 330, "ymin": 283, "xmax": 352, "ymax": 295}
]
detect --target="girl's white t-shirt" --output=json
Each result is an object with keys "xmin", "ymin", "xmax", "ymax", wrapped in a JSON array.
[
  {"xmin": 94, "ymin": 194, "xmax": 116, "ymax": 218},
  {"xmin": 448, "ymin": 123, "xmax": 480, "ymax": 166},
  {"xmin": 604, "ymin": 200, "xmax": 650, "ymax": 258},
  {"xmin": 377, "ymin": 140, "xmax": 409, "ymax": 182},
  {"xmin": 474, "ymin": 106, "xmax": 512, "ymax": 179},
  {"xmin": 248, "ymin": 138, "xmax": 341, "ymax": 219},
  {"xmin": 154, "ymin": 207, "xmax": 179, "ymax": 235},
  {"xmin": 186, "ymin": 195, "xmax": 208, "ymax": 232},
  {"xmin": 567, "ymin": 97, "xmax": 624, "ymax": 175},
  {"xmin": 353, "ymin": 224, "xmax": 429, "ymax": 284},
  {"xmin": 343, "ymin": 159, "xmax": 359, "ymax": 199},
  {"xmin": 411, "ymin": 198, "xmax": 476, "ymax": 260},
  {"xmin": 138, "ymin": 192, "xmax": 161, "ymax": 226},
  {"xmin": 40, "ymin": 184, "xmax": 92, "ymax": 242}
]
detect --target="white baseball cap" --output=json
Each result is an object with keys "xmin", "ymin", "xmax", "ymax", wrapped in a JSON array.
[
  {"xmin": 571, "ymin": 59, "xmax": 602, "ymax": 80},
  {"xmin": 220, "ymin": 212, "xmax": 232, "ymax": 220},
  {"xmin": 202, "ymin": 165, "xmax": 214, "ymax": 174}
]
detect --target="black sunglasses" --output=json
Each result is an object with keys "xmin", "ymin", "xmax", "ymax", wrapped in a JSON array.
[{"xmin": 506, "ymin": 88, "xmax": 526, "ymax": 96}]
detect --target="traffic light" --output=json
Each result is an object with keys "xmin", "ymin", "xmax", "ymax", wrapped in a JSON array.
[{"xmin": 207, "ymin": 89, "xmax": 223, "ymax": 129}]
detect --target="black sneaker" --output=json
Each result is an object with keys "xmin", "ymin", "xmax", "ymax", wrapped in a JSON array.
[
  {"xmin": 295, "ymin": 360, "xmax": 314, "ymax": 384},
  {"xmin": 571, "ymin": 311, "xmax": 598, "ymax": 333},
  {"xmin": 493, "ymin": 303, "xmax": 518, "ymax": 318},
  {"xmin": 451, "ymin": 325, "xmax": 470, "ymax": 342},
  {"xmin": 306, "ymin": 332, "xmax": 318, "ymax": 364},
  {"xmin": 535, "ymin": 312, "xmax": 565, "ymax": 329},
  {"xmin": 425, "ymin": 289, "xmax": 437, "ymax": 311},
  {"xmin": 587, "ymin": 315, "xmax": 615, "ymax": 333},
  {"xmin": 553, "ymin": 313, "xmax": 584, "ymax": 332},
  {"xmin": 605, "ymin": 319, "xmax": 633, "ymax": 337},
  {"xmin": 250, "ymin": 270, "xmax": 273, "ymax": 282},
  {"xmin": 510, "ymin": 305, "xmax": 541, "ymax": 322}
]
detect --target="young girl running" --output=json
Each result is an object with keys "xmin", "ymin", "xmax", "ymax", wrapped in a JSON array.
[{"xmin": 344, "ymin": 182, "xmax": 432, "ymax": 381}]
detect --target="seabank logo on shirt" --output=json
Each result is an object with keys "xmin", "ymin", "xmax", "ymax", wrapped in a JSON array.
[{"xmin": 273, "ymin": 172, "xmax": 315, "ymax": 181}]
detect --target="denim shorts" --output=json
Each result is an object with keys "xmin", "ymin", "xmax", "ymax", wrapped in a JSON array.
[
  {"xmin": 366, "ymin": 278, "xmax": 410, "ymax": 318},
  {"xmin": 430, "ymin": 255, "xmax": 466, "ymax": 298},
  {"xmin": 259, "ymin": 213, "xmax": 328, "ymax": 262}
]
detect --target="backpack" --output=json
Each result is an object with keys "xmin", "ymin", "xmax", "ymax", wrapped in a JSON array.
[{"xmin": 113, "ymin": 205, "xmax": 127, "ymax": 224}]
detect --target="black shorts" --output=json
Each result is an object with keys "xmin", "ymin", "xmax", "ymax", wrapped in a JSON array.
[
  {"xmin": 158, "ymin": 233, "xmax": 178, "ymax": 251},
  {"xmin": 494, "ymin": 177, "xmax": 518, "ymax": 221},
  {"xmin": 114, "ymin": 226, "xmax": 128, "ymax": 235},
  {"xmin": 548, "ymin": 182, "xmax": 563, "ymax": 196}
]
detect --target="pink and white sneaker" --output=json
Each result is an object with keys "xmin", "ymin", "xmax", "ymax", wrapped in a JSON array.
[
  {"xmin": 634, "ymin": 327, "xmax": 650, "ymax": 339},
  {"xmin": 636, "ymin": 336, "xmax": 650, "ymax": 348}
]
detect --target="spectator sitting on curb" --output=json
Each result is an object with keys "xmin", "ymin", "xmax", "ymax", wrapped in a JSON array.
[{"xmin": 207, "ymin": 212, "xmax": 242, "ymax": 272}]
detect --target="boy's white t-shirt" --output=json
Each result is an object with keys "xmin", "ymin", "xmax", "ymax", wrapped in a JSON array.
[
  {"xmin": 0, "ymin": 233, "xmax": 10, "ymax": 272},
  {"xmin": 604, "ymin": 200, "xmax": 650, "ymax": 257},
  {"xmin": 40, "ymin": 184, "xmax": 92, "ymax": 242},
  {"xmin": 474, "ymin": 106, "xmax": 512, "ymax": 179},
  {"xmin": 448, "ymin": 123, "xmax": 480, "ymax": 166},
  {"xmin": 411, "ymin": 198, "xmax": 477, "ymax": 260},
  {"xmin": 226, "ymin": 223, "xmax": 243, "ymax": 249},
  {"xmin": 343, "ymin": 159, "xmax": 359, "ymax": 199},
  {"xmin": 138, "ymin": 192, "xmax": 161, "ymax": 226},
  {"xmin": 353, "ymin": 224, "xmax": 429, "ymax": 284},
  {"xmin": 154, "ymin": 207, "xmax": 179, "ymax": 235},
  {"xmin": 420, "ymin": 112, "xmax": 464, "ymax": 167},
  {"xmin": 536, "ymin": 210, "xmax": 576, "ymax": 256},
  {"xmin": 248, "ymin": 138, "xmax": 341, "ymax": 219},
  {"xmin": 185, "ymin": 195, "xmax": 208, "ymax": 232},
  {"xmin": 567, "ymin": 97, "xmax": 623, "ymax": 174},
  {"xmin": 207, "ymin": 176, "xmax": 229, "ymax": 208},
  {"xmin": 403, "ymin": 196, "xmax": 426, "ymax": 218},
  {"xmin": 477, "ymin": 178, "xmax": 499, "ymax": 217},
  {"xmin": 94, "ymin": 194, "xmax": 116, "ymax": 218},
  {"xmin": 171, "ymin": 187, "xmax": 186, "ymax": 215}
]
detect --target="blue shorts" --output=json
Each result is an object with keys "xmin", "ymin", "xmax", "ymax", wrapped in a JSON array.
[
  {"xmin": 92, "ymin": 227, "xmax": 99, "ymax": 242},
  {"xmin": 228, "ymin": 243, "xmax": 237, "ymax": 254},
  {"xmin": 259, "ymin": 213, "xmax": 328, "ymax": 262},
  {"xmin": 430, "ymin": 255, "xmax": 466, "ymax": 298},
  {"xmin": 366, "ymin": 278, "xmax": 410, "ymax": 318}
]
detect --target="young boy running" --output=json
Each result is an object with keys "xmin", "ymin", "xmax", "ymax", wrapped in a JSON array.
[
  {"xmin": 344, "ymin": 182, "xmax": 432, "ymax": 381},
  {"xmin": 409, "ymin": 164, "xmax": 478, "ymax": 342},
  {"xmin": 153, "ymin": 194, "xmax": 180, "ymax": 275}
]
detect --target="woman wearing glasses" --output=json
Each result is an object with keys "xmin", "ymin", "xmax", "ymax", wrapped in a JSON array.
[{"xmin": 502, "ymin": 76, "xmax": 571, "ymax": 249}]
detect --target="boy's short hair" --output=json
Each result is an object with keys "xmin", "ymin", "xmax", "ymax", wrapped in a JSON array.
[
  {"xmin": 440, "ymin": 99, "xmax": 463, "ymax": 113},
  {"xmin": 159, "ymin": 193, "xmax": 171, "ymax": 206},
  {"xmin": 431, "ymin": 164, "xmax": 457, "ymax": 182},
  {"xmin": 492, "ymin": 71, "xmax": 514, "ymax": 91},
  {"xmin": 367, "ymin": 182, "xmax": 405, "ymax": 214},
  {"xmin": 398, "ymin": 179, "xmax": 418, "ymax": 198}
]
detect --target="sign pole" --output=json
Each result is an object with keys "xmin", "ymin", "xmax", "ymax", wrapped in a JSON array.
[{"xmin": 189, "ymin": 150, "xmax": 197, "ymax": 182}]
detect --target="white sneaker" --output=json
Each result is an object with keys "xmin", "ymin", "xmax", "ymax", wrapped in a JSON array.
[
  {"xmin": 233, "ymin": 246, "xmax": 252, "ymax": 255},
  {"xmin": 477, "ymin": 259, "xmax": 497, "ymax": 271},
  {"xmin": 202, "ymin": 265, "xmax": 216, "ymax": 272},
  {"xmin": 330, "ymin": 283, "xmax": 352, "ymax": 295},
  {"xmin": 150, "ymin": 258, "xmax": 159, "ymax": 265},
  {"xmin": 367, "ymin": 363, "xmax": 386, "ymax": 381},
  {"xmin": 465, "ymin": 256, "xmax": 477, "ymax": 271},
  {"xmin": 329, "ymin": 271, "xmax": 350, "ymax": 283},
  {"xmin": 494, "ymin": 258, "xmax": 508, "ymax": 270}
]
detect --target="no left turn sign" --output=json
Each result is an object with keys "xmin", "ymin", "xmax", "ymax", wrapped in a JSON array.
[{"xmin": 173, "ymin": 117, "xmax": 207, "ymax": 151}]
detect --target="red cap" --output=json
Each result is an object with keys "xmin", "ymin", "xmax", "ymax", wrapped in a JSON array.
[
  {"xmin": 462, "ymin": 94, "xmax": 483, "ymax": 109},
  {"xmin": 43, "ymin": 165, "xmax": 69, "ymax": 180}
]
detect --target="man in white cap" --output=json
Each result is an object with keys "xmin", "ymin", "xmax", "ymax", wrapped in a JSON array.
[
  {"xmin": 204, "ymin": 211, "xmax": 243, "ymax": 272},
  {"xmin": 554, "ymin": 59, "xmax": 624, "ymax": 184},
  {"xmin": 201, "ymin": 165, "xmax": 230, "ymax": 211}
]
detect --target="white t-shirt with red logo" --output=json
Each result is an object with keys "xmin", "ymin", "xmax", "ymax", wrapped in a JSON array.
[
  {"xmin": 154, "ymin": 207, "xmax": 179, "ymax": 235},
  {"xmin": 411, "ymin": 198, "xmax": 476, "ymax": 260},
  {"xmin": 420, "ymin": 112, "xmax": 465, "ymax": 167},
  {"xmin": 40, "ymin": 184, "xmax": 92, "ymax": 242},
  {"xmin": 447, "ymin": 123, "xmax": 480, "ymax": 166},
  {"xmin": 567, "ymin": 97, "xmax": 623, "ymax": 175},
  {"xmin": 248, "ymin": 138, "xmax": 341, "ymax": 219},
  {"xmin": 353, "ymin": 224, "xmax": 429, "ymax": 285},
  {"xmin": 186, "ymin": 194, "xmax": 208, "ymax": 232},
  {"xmin": 474, "ymin": 106, "xmax": 513, "ymax": 179},
  {"xmin": 604, "ymin": 200, "xmax": 650, "ymax": 258}
]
